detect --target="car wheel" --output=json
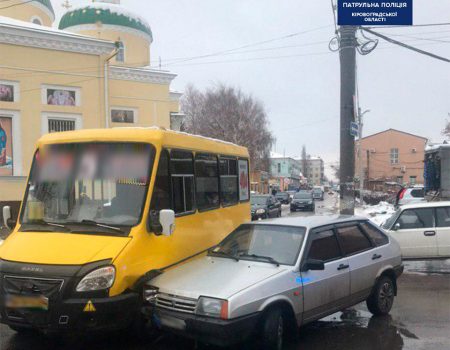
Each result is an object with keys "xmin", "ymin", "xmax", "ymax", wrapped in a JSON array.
[
  {"xmin": 260, "ymin": 308, "xmax": 285, "ymax": 350},
  {"xmin": 366, "ymin": 276, "xmax": 395, "ymax": 316}
]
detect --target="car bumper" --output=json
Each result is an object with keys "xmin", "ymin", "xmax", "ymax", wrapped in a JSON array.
[
  {"xmin": 251, "ymin": 213, "xmax": 266, "ymax": 220},
  {"xmin": 0, "ymin": 292, "xmax": 140, "ymax": 332},
  {"xmin": 147, "ymin": 307, "xmax": 260, "ymax": 347},
  {"xmin": 291, "ymin": 204, "xmax": 313, "ymax": 210}
]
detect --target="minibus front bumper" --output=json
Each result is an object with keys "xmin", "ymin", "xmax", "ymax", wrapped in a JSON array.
[
  {"xmin": 148, "ymin": 306, "xmax": 260, "ymax": 347},
  {"xmin": 0, "ymin": 291, "xmax": 140, "ymax": 332},
  {"xmin": 0, "ymin": 259, "xmax": 140, "ymax": 332}
]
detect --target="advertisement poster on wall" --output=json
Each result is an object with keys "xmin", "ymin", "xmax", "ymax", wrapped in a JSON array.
[
  {"xmin": 0, "ymin": 116, "xmax": 13, "ymax": 176},
  {"xmin": 238, "ymin": 160, "xmax": 249, "ymax": 201},
  {"xmin": 47, "ymin": 88, "xmax": 76, "ymax": 106},
  {"xmin": 0, "ymin": 83, "xmax": 14, "ymax": 102}
]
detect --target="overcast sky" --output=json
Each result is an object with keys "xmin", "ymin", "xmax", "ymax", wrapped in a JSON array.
[{"xmin": 54, "ymin": 0, "xmax": 450, "ymax": 178}]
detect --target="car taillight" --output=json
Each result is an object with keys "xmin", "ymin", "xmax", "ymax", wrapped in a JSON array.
[{"xmin": 399, "ymin": 188, "xmax": 406, "ymax": 200}]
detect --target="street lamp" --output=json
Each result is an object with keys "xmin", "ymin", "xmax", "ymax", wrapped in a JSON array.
[{"xmin": 358, "ymin": 109, "xmax": 370, "ymax": 205}]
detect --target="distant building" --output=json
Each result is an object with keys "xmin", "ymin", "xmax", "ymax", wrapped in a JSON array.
[
  {"xmin": 269, "ymin": 152, "xmax": 302, "ymax": 190},
  {"xmin": 305, "ymin": 157, "xmax": 324, "ymax": 186},
  {"xmin": 356, "ymin": 129, "xmax": 427, "ymax": 190},
  {"xmin": 250, "ymin": 170, "xmax": 270, "ymax": 194}
]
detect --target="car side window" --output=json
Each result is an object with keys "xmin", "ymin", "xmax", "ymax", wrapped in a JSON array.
[
  {"xmin": 360, "ymin": 222, "xmax": 389, "ymax": 246},
  {"xmin": 336, "ymin": 225, "xmax": 372, "ymax": 256},
  {"xmin": 396, "ymin": 208, "xmax": 433, "ymax": 229},
  {"xmin": 435, "ymin": 207, "xmax": 450, "ymax": 228},
  {"xmin": 307, "ymin": 230, "xmax": 342, "ymax": 262}
]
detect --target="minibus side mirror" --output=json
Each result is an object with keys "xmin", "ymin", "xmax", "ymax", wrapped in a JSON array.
[
  {"xmin": 2, "ymin": 206, "xmax": 12, "ymax": 230},
  {"xmin": 159, "ymin": 210, "xmax": 175, "ymax": 237}
]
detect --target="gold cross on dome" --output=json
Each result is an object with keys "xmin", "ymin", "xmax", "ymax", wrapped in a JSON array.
[{"xmin": 61, "ymin": 0, "xmax": 72, "ymax": 10}]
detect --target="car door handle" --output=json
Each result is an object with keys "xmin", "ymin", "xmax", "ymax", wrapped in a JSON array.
[
  {"xmin": 424, "ymin": 231, "xmax": 436, "ymax": 237},
  {"xmin": 372, "ymin": 254, "xmax": 382, "ymax": 260},
  {"xmin": 337, "ymin": 264, "xmax": 349, "ymax": 271}
]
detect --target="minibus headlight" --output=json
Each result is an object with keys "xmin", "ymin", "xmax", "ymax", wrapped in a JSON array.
[
  {"xmin": 76, "ymin": 266, "xmax": 115, "ymax": 292},
  {"xmin": 256, "ymin": 209, "xmax": 266, "ymax": 215},
  {"xmin": 196, "ymin": 297, "xmax": 228, "ymax": 320},
  {"xmin": 143, "ymin": 285, "xmax": 159, "ymax": 303}
]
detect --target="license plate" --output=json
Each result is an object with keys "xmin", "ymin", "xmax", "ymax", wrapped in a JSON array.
[
  {"xmin": 5, "ymin": 295, "xmax": 49, "ymax": 311},
  {"xmin": 157, "ymin": 313, "xmax": 186, "ymax": 331}
]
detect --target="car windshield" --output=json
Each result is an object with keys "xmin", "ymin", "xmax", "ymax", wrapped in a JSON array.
[
  {"xmin": 21, "ymin": 142, "xmax": 154, "ymax": 233},
  {"xmin": 382, "ymin": 208, "xmax": 402, "ymax": 230},
  {"xmin": 211, "ymin": 224, "xmax": 306, "ymax": 265},
  {"xmin": 251, "ymin": 196, "xmax": 268, "ymax": 205},
  {"xmin": 294, "ymin": 193, "xmax": 311, "ymax": 199}
]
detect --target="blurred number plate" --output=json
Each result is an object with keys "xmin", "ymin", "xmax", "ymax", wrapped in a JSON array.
[
  {"xmin": 5, "ymin": 295, "xmax": 49, "ymax": 311},
  {"xmin": 159, "ymin": 314, "xmax": 186, "ymax": 331}
]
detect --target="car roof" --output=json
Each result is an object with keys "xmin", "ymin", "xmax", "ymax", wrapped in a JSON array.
[
  {"xmin": 251, "ymin": 215, "xmax": 368, "ymax": 229},
  {"xmin": 400, "ymin": 201, "xmax": 450, "ymax": 210}
]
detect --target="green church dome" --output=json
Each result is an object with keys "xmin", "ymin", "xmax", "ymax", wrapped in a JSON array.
[
  {"xmin": 34, "ymin": 0, "xmax": 55, "ymax": 18},
  {"xmin": 58, "ymin": 3, "xmax": 153, "ymax": 42}
]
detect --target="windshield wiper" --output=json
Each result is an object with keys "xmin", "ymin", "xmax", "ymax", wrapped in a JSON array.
[
  {"xmin": 63, "ymin": 220, "xmax": 125, "ymax": 234},
  {"xmin": 21, "ymin": 220, "xmax": 71, "ymax": 232},
  {"xmin": 238, "ymin": 253, "xmax": 280, "ymax": 267},
  {"xmin": 208, "ymin": 249, "xmax": 239, "ymax": 262},
  {"xmin": 74, "ymin": 220, "xmax": 125, "ymax": 234}
]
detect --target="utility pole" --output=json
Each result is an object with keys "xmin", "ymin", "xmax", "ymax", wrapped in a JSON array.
[
  {"xmin": 339, "ymin": 26, "xmax": 357, "ymax": 215},
  {"xmin": 358, "ymin": 108, "xmax": 370, "ymax": 205},
  {"xmin": 366, "ymin": 149, "xmax": 370, "ymax": 189}
]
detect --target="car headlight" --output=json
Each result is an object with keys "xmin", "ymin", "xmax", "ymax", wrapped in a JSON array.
[
  {"xmin": 196, "ymin": 297, "xmax": 228, "ymax": 319},
  {"xmin": 143, "ymin": 285, "xmax": 159, "ymax": 303},
  {"xmin": 256, "ymin": 209, "xmax": 266, "ymax": 215},
  {"xmin": 76, "ymin": 266, "xmax": 115, "ymax": 292}
]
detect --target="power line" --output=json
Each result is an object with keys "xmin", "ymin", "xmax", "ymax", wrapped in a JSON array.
[
  {"xmin": 162, "ymin": 24, "xmax": 333, "ymax": 67},
  {"xmin": 366, "ymin": 22, "xmax": 450, "ymax": 29},
  {"xmin": 0, "ymin": 0, "xmax": 35, "ymax": 10},
  {"xmin": 361, "ymin": 27, "xmax": 450, "ymax": 63}
]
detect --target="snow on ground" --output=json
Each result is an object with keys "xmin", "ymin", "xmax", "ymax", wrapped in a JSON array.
[{"xmin": 355, "ymin": 201, "xmax": 396, "ymax": 226}]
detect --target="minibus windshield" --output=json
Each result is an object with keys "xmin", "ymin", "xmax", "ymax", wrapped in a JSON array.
[{"xmin": 21, "ymin": 142, "xmax": 154, "ymax": 232}]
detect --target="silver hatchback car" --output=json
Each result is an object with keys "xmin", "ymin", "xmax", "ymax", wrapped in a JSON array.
[{"xmin": 143, "ymin": 216, "xmax": 403, "ymax": 349}]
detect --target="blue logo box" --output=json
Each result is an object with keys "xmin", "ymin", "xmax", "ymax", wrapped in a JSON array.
[{"xmin": 337, "ymin": 0, "xmax": 413, "ymax": 26}]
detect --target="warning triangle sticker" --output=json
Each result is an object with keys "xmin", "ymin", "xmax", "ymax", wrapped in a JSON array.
[{"xmin": 83, "ymin": 300, "xmax": 96, "ymax": 313}]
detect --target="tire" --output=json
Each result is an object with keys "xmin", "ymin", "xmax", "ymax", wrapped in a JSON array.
[
  {"xmin": 366, "ymin": 276, "xmax": 395, "ymax": 316},
  {"xmin": 260, "ymin": 308, "xmax": 285, "ymax": 350}
]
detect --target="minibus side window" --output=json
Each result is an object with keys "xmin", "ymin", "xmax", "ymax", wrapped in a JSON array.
[
  {"xmin": 170, "ymin": 150, "xmax": 195, "ymax": 214},
  {"xmin": 150, "ymin": 149, "xmax": 171, "ymax": 212},
  {"xmin": 220, "ymin": 157, "xmax": 238, "ymax": 206},
  {"xmin": 196, "ymin": 153, "xmax": 220, "ymax": 211}
]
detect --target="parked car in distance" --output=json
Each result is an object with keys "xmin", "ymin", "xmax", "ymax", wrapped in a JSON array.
[
  {"xmin": 382, "ymin": 201, "xmax": 450, "ymax": 259},
  {"xmin": 395, "ymin": 185, "xmax": 425, "ymax": 207},
  {"xmin": 291, "ymin": 191, "xmax": 315, "ymax": 212},
  {"xmin": 251, "ymin": 195, "xmax": 281, "ymax": 220},
  {"xmin": 312, "ymin": 187, "xmax": 324, "ymax": 201},
  {"xmin": 275, "ymin": 192, "xmax": 291, "ymax": 204},
  {"xmin": 144, "ymin": 216, "xmax": 403, "ymax": 349}
]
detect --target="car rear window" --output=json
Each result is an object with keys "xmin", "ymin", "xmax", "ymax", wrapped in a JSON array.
[
  {"xmin": 410, "ymin": 189, "xmax": 424, "ymax": 198},
  {"xmin": 360, "ymin": 222, "xmax": 389, "ymax": 246},
  {"xmin": 336, "ymin": 225, "xmax": 372, "ymax": 255}
]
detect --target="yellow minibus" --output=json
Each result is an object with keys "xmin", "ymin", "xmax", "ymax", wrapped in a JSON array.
[{"xmin": 0, "ymin": 128, "xmax": 250, "ymax": 333}]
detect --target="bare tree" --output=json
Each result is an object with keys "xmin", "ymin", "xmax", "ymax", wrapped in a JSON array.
[
  {"xmin": 442, "ymin": 114, "xmax": 450, "ymax": 138},
  {"xmin": 181, "ymin": 84, "xmax": 275, "ymax": 171}
]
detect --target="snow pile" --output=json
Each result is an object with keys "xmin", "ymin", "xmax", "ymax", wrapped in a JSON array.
[{"xmin": 355, "ymin": 201, "xmax": 396, "ymax": 226}]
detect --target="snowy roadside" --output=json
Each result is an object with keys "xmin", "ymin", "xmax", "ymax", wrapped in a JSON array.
[{"xmin": 355, "ymin": 201, "xmax": 396, "ymax": 226}]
